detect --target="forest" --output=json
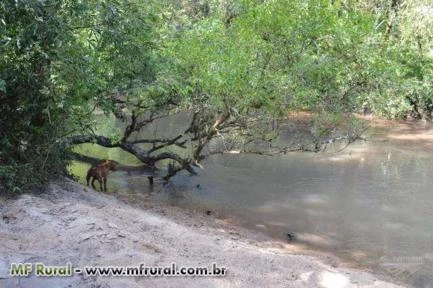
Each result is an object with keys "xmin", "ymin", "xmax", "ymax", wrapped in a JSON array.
[{"xmin": 1, "ymin": 0, "xmax": 433, "ymax": 192}]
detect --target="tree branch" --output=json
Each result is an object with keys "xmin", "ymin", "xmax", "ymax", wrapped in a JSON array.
[
  {"xmin": 130, "ymin": 137, "xmax": 186, "ymax": 148},
  {"xmin": 147, "ymin": 134, "xmax": 186, "ymax": 153},
  {"xmin": 122, "ymin": 110, "xmax": 171, "ymax": 141},
  {"xmin": 68, "ymin": 134, "xmax": 196, "ymax": 179},
  {"xmin": 69, "ymin": 135, "xmax": 120, "ymax": 147}
]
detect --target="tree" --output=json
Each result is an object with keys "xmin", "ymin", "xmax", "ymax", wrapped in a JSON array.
[
  {"xmin": 2, "ymin": 0, "xmax": 433, "ymax": 191},
  {"xmin": 0, "ymin": 0, "xmax": 163, "ymax": 191},
  {"xmin": 69, "ymin": 0, "xmax": 370, "ymax": 180},
  {"xmin": 0, "ymin": 0, "xmax": 81, "ymax": 191}
]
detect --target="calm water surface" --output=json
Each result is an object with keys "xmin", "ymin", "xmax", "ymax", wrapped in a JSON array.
[{"xmin": 73, "ymin": 120, "xmax": 433, "ymax": 287}]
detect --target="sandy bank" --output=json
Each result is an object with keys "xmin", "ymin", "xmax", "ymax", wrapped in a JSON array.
[{"xmin": 0, "ymin": 180, "xmax": 405, "ymax": 288}]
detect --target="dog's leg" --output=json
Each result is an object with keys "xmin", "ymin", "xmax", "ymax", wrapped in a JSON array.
[
  {"xmin": 86, "ymin": 173, "xmax": 91, "ymax": 186},
  {"xmin": 98, "ymin": 178, "xmax": 103, "ymax": 191},
  {"xmin": 91, "ymin": 178, "xmax": 97, "ymax": 190}
]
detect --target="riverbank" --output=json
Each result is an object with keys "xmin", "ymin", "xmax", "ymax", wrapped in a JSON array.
[{"xmin": 0, "ymin": 179, "xmax": 405, "ymax": 288}]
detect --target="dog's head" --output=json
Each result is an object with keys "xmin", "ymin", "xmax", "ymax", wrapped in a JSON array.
[{"xmin": 102, "ymin": 160, "xmax": 118, "ymax": 171}]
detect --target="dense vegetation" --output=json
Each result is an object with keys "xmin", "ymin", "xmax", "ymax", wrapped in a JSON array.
[{"xmin": 1, "ymin": 0, "xmax": 432, "ymax": 192}]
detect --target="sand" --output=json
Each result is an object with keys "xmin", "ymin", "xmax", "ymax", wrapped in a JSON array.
[{"xmin": 0, "ymin": 179, "xmax": 405, "ymax": 288}]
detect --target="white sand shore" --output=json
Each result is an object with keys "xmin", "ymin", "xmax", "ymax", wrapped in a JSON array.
[{"xmin": 0, "ymin": 179, "xmax": 405, "ymax": 288}]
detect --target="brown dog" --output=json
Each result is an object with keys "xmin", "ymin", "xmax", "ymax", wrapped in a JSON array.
[{"xmin": 86, "ymin": 160, "xmax": 117, "ymax": 192}]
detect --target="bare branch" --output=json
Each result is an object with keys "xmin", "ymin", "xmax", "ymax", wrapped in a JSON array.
[
  {"xmin": 122, "ymin": 110, "xmax": 138, "ymax": 141},
  {"xmin": 70, "ymin": 152, "xmax": 102, "ymax": 165},
  {"xmin": 69, "ymin": 135, "xmax": 120, "ymax": 147},
  {"xmin": 192, "ymin": 111, "xmax": 231, "ymax": 161},
  {"xmin": 122, "ymin": 110, "xmax": 171, "ymax": 141},
  {"xmin": 148, "ymin": 135, "xmax": 186, "ymax": 153},
  {"xmin": 130, "ymin": 137, "xmax": 186, "ymax": 147},
  {"xmin": 67, "ymin": 134, "xmax": 196, "ymax": 179}
]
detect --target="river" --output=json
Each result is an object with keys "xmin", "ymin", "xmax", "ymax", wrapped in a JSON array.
[{"xmin": 71, "ymin": 116, "xmax": 433, "ymax": 288}]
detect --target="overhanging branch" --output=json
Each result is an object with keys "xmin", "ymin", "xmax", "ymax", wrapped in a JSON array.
[
  {"xmin": 69, "ymin": 135, "xmax": 120, "ymax": 147},
  {"xmin": 68, "ymin": 134, "xmax": 197, "ymax": 178}
]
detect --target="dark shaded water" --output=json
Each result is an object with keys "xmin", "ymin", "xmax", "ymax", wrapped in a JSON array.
[{"xmin": 71, "ymin": 120, "xmax": 433, "ymax": 288}]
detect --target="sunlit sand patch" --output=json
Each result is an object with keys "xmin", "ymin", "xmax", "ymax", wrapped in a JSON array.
[
  {"xmin": 299, "ymin": 271, "xmax": 314, "ymax": 282},
  {"xmin": 318, "ymin": 271, "xmax": 350, "ymax": 288},
  {"xmin": 214, "ymin": 218, "xmax": 234, "ymax": 225},
  {"xmin": 367, "ymin": 116, "xmax": 433, "ymax": 144},
  {"xmin": 313, "ymin": 116, "xmax": 433, "ymax": 159},
  {"xmin": 355, "ymin": 114, "xmax": 420, "ymax": 129},
  {"xmin": 388, "ymin": 130, "xmax": 433, "ymax": 141}
]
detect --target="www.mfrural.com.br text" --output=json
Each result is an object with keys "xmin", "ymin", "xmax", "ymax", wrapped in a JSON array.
[{"xmin": 10, "ymin": 262, "xmax": 227, "ymax": 277}]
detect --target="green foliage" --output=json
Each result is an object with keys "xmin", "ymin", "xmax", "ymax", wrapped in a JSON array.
[
  {"xmin": 2, "ymin": 0, "xmax": 433, "ymax": 191},
  {"xmin": 163, "ymin": 0, "xmax": 433, "ymax": 119},
  {"xmin": 0, "ymin": 0, "xmax": 76, "ymax": 192},
  {"xmin": 348, "ymin": 0, "xmax": 433, "ymax": 118},
  {"xmin": 0, "ymin": 0, "xmax": 160, "ymax": 192},
  {"xmin": 163, "ymin": 1, "xmax": 372, "ymax": 114}
]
